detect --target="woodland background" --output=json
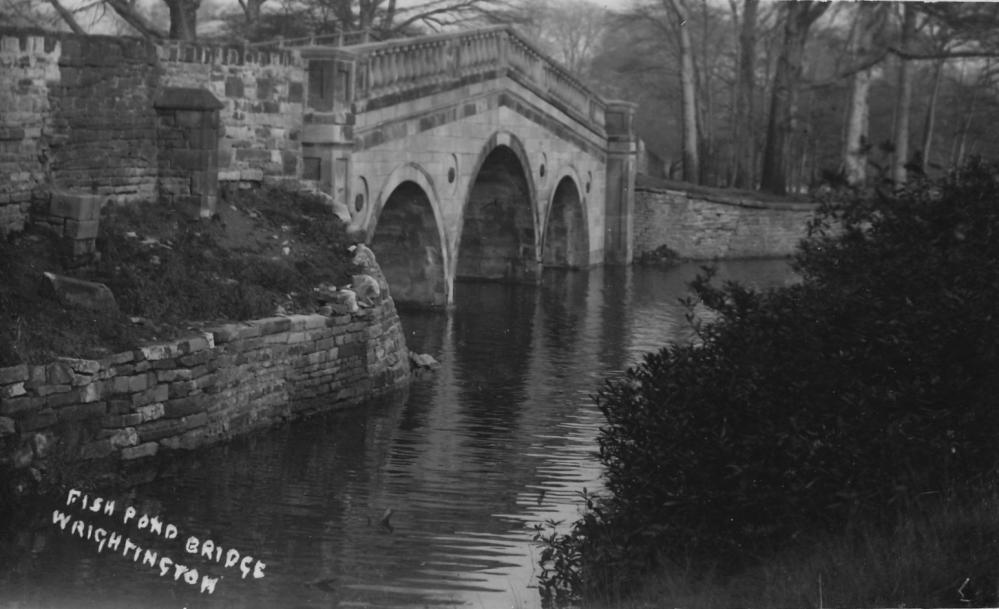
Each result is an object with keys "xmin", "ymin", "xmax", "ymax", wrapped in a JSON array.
[{"xmin": 5, "ymin": 0, "xmax": 999, "ymax": 195}]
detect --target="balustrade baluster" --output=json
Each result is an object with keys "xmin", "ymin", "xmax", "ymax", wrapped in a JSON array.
[
  {"xmin": 342, "ymin": 26, "xmax": 605, "ymax": 127},
  {"xmin": 369, "ymin": 53, "xmax": 382, "ymax": 95}
]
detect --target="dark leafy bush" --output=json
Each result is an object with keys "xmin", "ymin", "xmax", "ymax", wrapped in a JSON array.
[{"xmin": 540, "ymin": 160, "xmax": 999, "ymax": 603}]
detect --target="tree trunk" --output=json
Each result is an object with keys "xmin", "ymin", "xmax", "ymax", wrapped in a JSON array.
[
  {"xmin": 697, "ymin": 0, "xmax": 713, "ymax": 184},
  {"xmin": 842, "ymin": 3, "xmax": 881, "ymax": 187},
  {"xmin": 164, "ymin": 0, "xmax": 200, "ymax": 40},
  {"xmin": 238, "ymin": 0, "xmax": 266, "ymax": 39},
  {"xmin": 953, "ymin": 61, "xmax": 986, "ymax": 167},
  {"xmin": 891, "ymin": 4, "xmax": 915, "ymax": 187},
  {"xmin": 731, "ymin": 0, "xmax": 758, "ymax": 189},
  {"xmin": 668, "ymin": 0, "xmax": 699, "ymax": 183},
  {"xmin": 920, "ymin": 59, "xmax": 943, "ymax": 172},
  {"xmin": 760, "ymin": 1, "xmax": 826, "ymax": 195}
]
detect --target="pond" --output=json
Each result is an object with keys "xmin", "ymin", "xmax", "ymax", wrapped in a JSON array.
[{"xmin": 0, "ymin": 260, "xmax": 796, "ymax": 609}]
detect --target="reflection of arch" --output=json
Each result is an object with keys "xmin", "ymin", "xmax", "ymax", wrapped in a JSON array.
[
  {"xmin": 542, "ymin": 170, "xmax": 589, "ymax": 268},
  {"xmin": 456, "ymin": 131, "xmax": 539, "ymax": 283},
  {"xmin": 368, "ymin": 163, "xmax": 449, "ymax": 307}
]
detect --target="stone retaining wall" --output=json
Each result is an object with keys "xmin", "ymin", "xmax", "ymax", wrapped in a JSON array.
[
  {"xmin": 635, "ymin": 176, "xmax": 820, "ymax": 259},
  {"xmin": 0, "ymin": 300, "xmax": 410, "ymax": 486}
]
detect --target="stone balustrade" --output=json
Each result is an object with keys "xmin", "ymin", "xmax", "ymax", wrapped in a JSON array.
[{"xmin": 346, "ymin": 26, "xmax": 605, "ymax": 129}]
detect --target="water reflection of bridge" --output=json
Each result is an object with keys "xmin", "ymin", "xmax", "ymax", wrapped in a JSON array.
[{"xmin": 0, "ymin": 263, "xmax": 794, "ymax": 609}]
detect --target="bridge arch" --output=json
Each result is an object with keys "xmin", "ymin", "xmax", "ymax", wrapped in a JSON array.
[
  {"xmin": 368, "ymin": 163, "xmax": 450, "ymax": 307},
  {"xmin": 456, "ymin": 131, "xmax": 540, "ymax": 283},
  {"xmin": 542, "ymin": 169, "xmax": 590, "ymax": 268}
]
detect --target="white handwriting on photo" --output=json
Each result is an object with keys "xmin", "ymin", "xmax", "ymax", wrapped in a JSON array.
[{"xmin": 51, "ymin": 488, "xmax": 267, "ymax": 595}]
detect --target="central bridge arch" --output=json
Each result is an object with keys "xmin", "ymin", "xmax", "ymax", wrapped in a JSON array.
[{"xmin": 456, "ymin": 133, "xmax": 539, "ymax": 284}]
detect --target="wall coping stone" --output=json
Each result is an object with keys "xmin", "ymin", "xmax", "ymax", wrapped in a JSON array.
[
  {"xmin": 154, "ymin": 87, "xmax": 224, "ymax": 111},
  {"xmin": 636, "ymin": 174, "xmax": 820, "ymax": 211}
]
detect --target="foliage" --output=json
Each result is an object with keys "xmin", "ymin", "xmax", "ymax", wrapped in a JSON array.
[{"xmin": 536, "ymin": 160, "xmax": 999, "ymax": 604}]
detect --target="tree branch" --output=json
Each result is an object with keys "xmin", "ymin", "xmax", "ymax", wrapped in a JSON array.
[
  {"xmin": 805, "ymin": 49, "xmax": 889, "ymax": 90},
  {"xmin": 48, "ymin": 0, "xmax": 86, "ymax": 34},
  {"xmin": 103, "ymin": 0, "xmax": 166, "ymax": 39},
  {"xmin": 888, "ymin": 45, "xmax": 999, "ymax": 60}
]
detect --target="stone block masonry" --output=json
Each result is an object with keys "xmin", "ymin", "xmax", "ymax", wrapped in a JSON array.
[
  {"xmin": 634, "ymin": 176, "xmax": 821, "ymax": 259},
  {"xmin": 50, "ymin": 35, "xmax": 160, "ymax": 204},
  {"xmin": 0, "ymin": 29, "xmax": 309, "ymax": 235},
  {"xmin": 157, "ymin": 41, "xmax": 305, "ymax": 185},
  {"xmin": 0, "ymin": 32, "xmax": 60, "ymax": 236},
  {"xmin": 0, "ymin": 300, "xmax": 410, "ymax": 484}
]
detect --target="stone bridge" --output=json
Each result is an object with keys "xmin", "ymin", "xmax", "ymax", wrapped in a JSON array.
[
  {"xmin": 297, "ymin": 27, "xmax": 638, "ymax": 307},
  {"xmin": 0, "ymin": 26, "xmax": 637, "ymax": 308}
]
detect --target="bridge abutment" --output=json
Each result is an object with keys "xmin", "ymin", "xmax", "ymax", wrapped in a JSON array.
[{"xmin": 603, "ymin": 101, "xmax": 639, "ymax": 266}]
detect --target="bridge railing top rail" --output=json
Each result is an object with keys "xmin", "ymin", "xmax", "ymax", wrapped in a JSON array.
[{"xmin": 329, "ymin": 25, "xmax": 607, "ymax": 130}]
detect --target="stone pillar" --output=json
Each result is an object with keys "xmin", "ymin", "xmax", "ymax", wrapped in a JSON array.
[
  {"xmin": 300, "ymin": 48, "xmax": 357, "ymax": 217},
  {"xmin": 603, "ymin": 100, "xmax": 639, "ymax": 265},
  {"xmin": 154, "ymin": 87, "xmax": 223, "ymax": 218}
]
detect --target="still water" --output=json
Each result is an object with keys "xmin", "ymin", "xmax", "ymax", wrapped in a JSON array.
[{"xmin": 0, "ymin": 261, "xmax": 795, "ymax": 609}]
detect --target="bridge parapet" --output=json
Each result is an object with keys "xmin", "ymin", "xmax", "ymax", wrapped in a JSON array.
[{"xmin": 340, "ymin": 26, "xmax": 605, "ymax": 131}]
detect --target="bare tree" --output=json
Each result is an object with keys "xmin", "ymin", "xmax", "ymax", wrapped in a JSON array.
[
  {"xmin": 891, "ymin": 3, "xmax": 916, "ymax": 187},
  {"xmin": 729, "ymin": 0, "xmax": 757, "ymax": 188},
  {"xmin": 665, "ymin": 0, "xmax": 699, "ymax": 183},
  {"xmin": 760, "ymin": 0, "xmax": 827, "ymax": 195},
  {"xmin": 920, "ymin": 58, "xmax": 944, "ymax": 172},
  {"xmin": 517, "ymin": 0, "xmax": 608, "ymax": 77},
  {"xmin": 237, "ymin": 0, "xmax": 269, "ymax": 38},
  {"xmin": 841, "ymin": 2, "xmax": 885, "ymax": 187}
]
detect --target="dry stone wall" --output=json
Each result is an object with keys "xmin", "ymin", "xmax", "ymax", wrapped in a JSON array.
[
  {"xmin": 635, "ymin": 178, "xmax": 820, "ymax": 259},
  {"xmin": 0, "ymin": 301, "xmax": 410, "ymax": 485}
]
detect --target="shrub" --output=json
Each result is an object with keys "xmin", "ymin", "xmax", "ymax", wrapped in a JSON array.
[{"xmin": 539, "ymin": 160, "xmax": 999, "ymax": 604}]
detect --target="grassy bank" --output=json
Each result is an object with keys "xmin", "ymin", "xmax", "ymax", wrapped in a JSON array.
[{"xmin": 0, "ymin": 186, "xmax": 356, "ymax": 366}]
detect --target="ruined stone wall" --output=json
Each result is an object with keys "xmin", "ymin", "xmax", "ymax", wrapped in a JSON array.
[
  {"xmin": 0, "ymin": 30, "xmax": 161, "ymax": 236},
  {"xmin": 0, "ymin": 302, "xmax": 410, "ymax": 484},
  {"xmin": 635, "ymin": 178, "xmax": 820, "ymax": 259},
  {"xmin": 157, "ymin": 42, "xmax": 305, "ymax": 184},
  {"xmin": 49, "ymin": 35, "xmax": 161, "ymax": 204},
  {"xmin": 0, "ymin": 30, "xmax": 309, "ymax": 237}
]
